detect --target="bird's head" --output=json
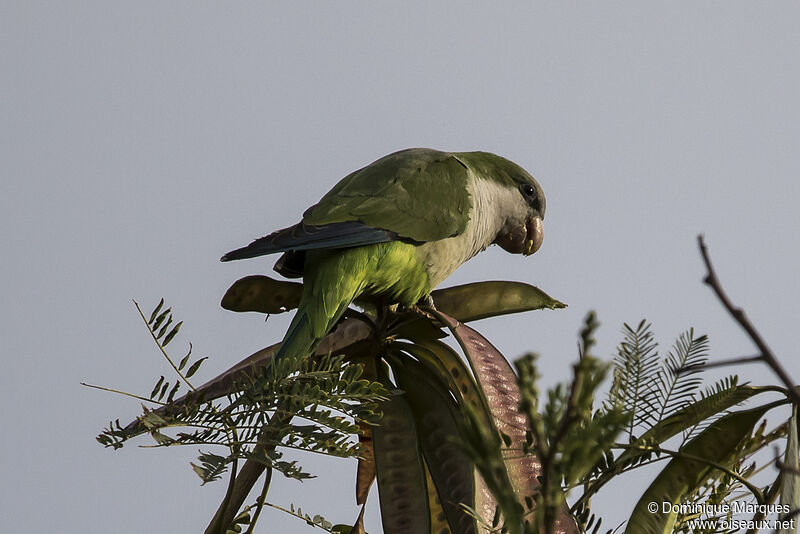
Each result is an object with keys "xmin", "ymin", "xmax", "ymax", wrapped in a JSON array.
[
  {"xmin": 458, "ymin": 151, "xmax": 545, "ymax": 256},
  {"xmin": 494, "ymin": 173, "xmax": 545, "ymax": 256}
]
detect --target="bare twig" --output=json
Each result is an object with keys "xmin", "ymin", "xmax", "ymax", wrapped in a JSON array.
[{"xmin": 697, "ymin": 235, "xmax": 800, "ymax": 406}]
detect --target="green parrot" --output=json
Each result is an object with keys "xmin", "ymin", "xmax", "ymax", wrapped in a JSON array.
[{"xmin": 221, "ymin": 148, "xmax": 545, "ymax": 362}]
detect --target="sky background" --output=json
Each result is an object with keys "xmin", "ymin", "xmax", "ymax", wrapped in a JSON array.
[{"xmin": 3, "ymin": 2, "xmax": 799, "ymax": 532}]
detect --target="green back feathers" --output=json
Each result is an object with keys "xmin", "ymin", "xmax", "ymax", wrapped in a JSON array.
[
  {"xmin": 302, "ymin": 148, "xmax": 471, "ymax": 243},
  {"xmin": 301, "ymin": 148, "xmax": 544, "ymax": 243}
]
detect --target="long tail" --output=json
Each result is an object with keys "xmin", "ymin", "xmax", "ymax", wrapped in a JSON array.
[
  {"xmin": 272, "ymin": 262, "xmax": 365, "ymax": 363},
  {"xmin": 270, "ymin": 305, "xmax": 341, "ymax": 363}
]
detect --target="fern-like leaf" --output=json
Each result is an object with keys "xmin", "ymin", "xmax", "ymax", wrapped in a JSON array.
[
  {"xmin": 609, "ymin": 320, "xmax": 660, "ymax": 440},
  {"xmin": 652, "ymin": 329, "xmax": 709, "ymax": 424},
  {"xmin": 682, "ymin": 375, "xmax": 743, "ymax": 440}
]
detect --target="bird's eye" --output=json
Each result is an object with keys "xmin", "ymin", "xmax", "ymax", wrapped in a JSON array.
[{"xmin": 520, "ymin": 183, "xmax": 536, "ymax": 198}]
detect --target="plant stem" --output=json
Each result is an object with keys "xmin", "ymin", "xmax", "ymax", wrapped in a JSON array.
[
  {"xmin": 80, "ymin": 382, "xmax": 167, "ymax": 405},
  {"xmin": 244, "ymin": 467, "xmax": 272, "ymax": 534},
  {"xmin": 134, "ymin": 300, "xmax": 197, "ymax": 392},
  {"xmin": 204, "ymin": 409, "xmax": 292, "ymax": 534}
]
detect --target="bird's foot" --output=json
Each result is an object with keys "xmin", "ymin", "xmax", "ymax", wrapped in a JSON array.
[
  {"xmin": 409, "ymin": 295, "xmax": 438, "ymax": 321},
  {"xmin": 419, "ymin": 294, "xmax": 437, "ymax": 310}
]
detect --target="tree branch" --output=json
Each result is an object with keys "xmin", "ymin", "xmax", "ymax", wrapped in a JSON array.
[{"xmin": 697, "ymin": 235, "xmax": 800, "ymax": 406}]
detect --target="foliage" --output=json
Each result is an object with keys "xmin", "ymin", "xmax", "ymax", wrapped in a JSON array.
[
  {"xmin": 458, "ymin": 314, "xmax": 794, "ymax": 534},
  {"xmin": 517, "ymin": 314, "xmax": 629, "ymax": 534},
  {"xmin": 89, "ymin": 277, "xmax": 799, "ymax": 534},
  {"xmin": 94, "ymin": 300, "xmax": 387, "ymax": 488},
  {"xmin": 608, "ymin": 321, "xmax": 711, "ymax": 441},
  {"xmin": 90, "ymin": 280, "xmax": 571, "ymax": 533},
  {"xmin": 574, "ymin": 321, "xmax": 790, "ymax": 534}
]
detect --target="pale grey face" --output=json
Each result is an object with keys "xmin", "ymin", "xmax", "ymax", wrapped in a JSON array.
[
  {"xmin": 454, "ymin": 151, "xmax": 546, "ymax": 257},
  {"xmin": 494, "ymin": 174, "xmax": 545, "ymax": 256}
]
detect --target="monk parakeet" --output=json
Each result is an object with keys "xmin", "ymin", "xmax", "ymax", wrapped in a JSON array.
[{"xmin": 221, "ymin": 148, "xmax": 545, "ymax": 362}]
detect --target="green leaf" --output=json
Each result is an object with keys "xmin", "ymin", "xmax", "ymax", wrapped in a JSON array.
[
  {"xmin": 423, "ymin": 461, "xmax": 455, "ymax": 534},
  {"xmin": 232, "ymin": 508, "xmax": 251, "ymax": 525},
  {"xmin": 431, "ymin": 280, "xmax": 566, "ymax": 322},
  {"xmin": 148, "ymin": 298, "xmax": 164, "ymax": 324},
  {"xmin": 186, "ymin": 357, "xmax": 208, "ymax": 378},
  {"xmin": 651, "ymin": 329, "xmax": 709, "ymax": 426},
  {"xmin": 162, "ymin": 321, "xmax": 182, "ymax": 346},
  {"xmin": 390, "ymin": 353, "xmax": 477, "ymax": 534},
  {"xmin": 150, "ymin": 429, "xmax": 174, "ymax": 445},
  {"xmin": 178, "ymin": 346, "xmax": 192, "ymax": 371},
  {"xmin": 150, "ymin": 376, "xmax": 165, "ymax": 399},
  {"xmin": 166, "ymin": 381, "xmax": 180, "ymax": 403},
  {"xmin": 779, "ymin": 405, "xmax": 799, "ymax": 533},
  {"xmin": 152, "ymin": 307, "xmax": 171, "ymax": 332},
  {"xmin": 638, "ymin": 383, "xmax": 772, "ymax": 447},
  {"xmin": 390, "ymin": 315, "xmax": 448, "ymax": 341},
  {"xmin": 140, "ymin": 410, "xmax": 167, "ymax": 428},
  {"xmin": 332, "ymin": 519, "xmax": 361, "ymax": 534},
  {"xmin": 627, "ymin": 403, "xmax": 776, "ymax": 534},
  {"xmin": 220, "ymin": 275, "xmax": 303, "ymax": 314},
  {"xmin": 390, "ymin": 281, "xmax": 567, "ymax": 341},
  {"xmin": 372, "ymin": 386, "xmax": 431, "ymax": 534},
  {"xmin": 391, "ymin": 339, "xmax": 484, "ymax": 415},
  {"xmin": 190, "ymin": 452, "xmax": 228, "ymax": 484},
  {"xmin": 156, "ymin": 315, "xmax": 173, "ymax": 340},
  {"xmin": 605, "ymin": 383, "xmax": 773, "ymax": 482},
  {"xmin": 119, "ymin": 317, "xmax": 374, "ymax": 439},
  {"xmin": 608, "ymin": 320, "xmax": 659, "ymax": 439},
  {"xmin": 158, "ymin": 381, "xmax": 169, "ymax": 401},
  {"xmin": 190, "ymin": 462, "xmax": 207, "ymax": 479}
]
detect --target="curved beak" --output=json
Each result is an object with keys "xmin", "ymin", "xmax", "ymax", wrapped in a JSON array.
[{"xmin": 523, "ymin": 216, "xmax": 543, "ymax": 256}]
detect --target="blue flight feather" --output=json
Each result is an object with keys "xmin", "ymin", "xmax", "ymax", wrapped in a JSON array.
[{"xmin": 220, "ymin": 221, "xmax": 396, "ymax": 261}]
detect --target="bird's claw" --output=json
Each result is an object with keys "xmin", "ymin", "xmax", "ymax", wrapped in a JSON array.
[
  {"xmin": 408, "ymin": 295, "xmax": 438, "ymax": 321},
  {"xmin": 420, "ymin": 295, "xmax": 436, "ymax": 310}
]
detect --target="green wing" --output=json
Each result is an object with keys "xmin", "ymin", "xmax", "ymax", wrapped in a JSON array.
[{"xmin": 302, "ymin": 148, "xmax": 471, "ymax": 243}]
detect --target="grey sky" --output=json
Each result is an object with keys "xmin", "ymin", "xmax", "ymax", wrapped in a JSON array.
[{"xmin": 3, "ymin": 2, "xmax": 799, "ymax": 532}]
